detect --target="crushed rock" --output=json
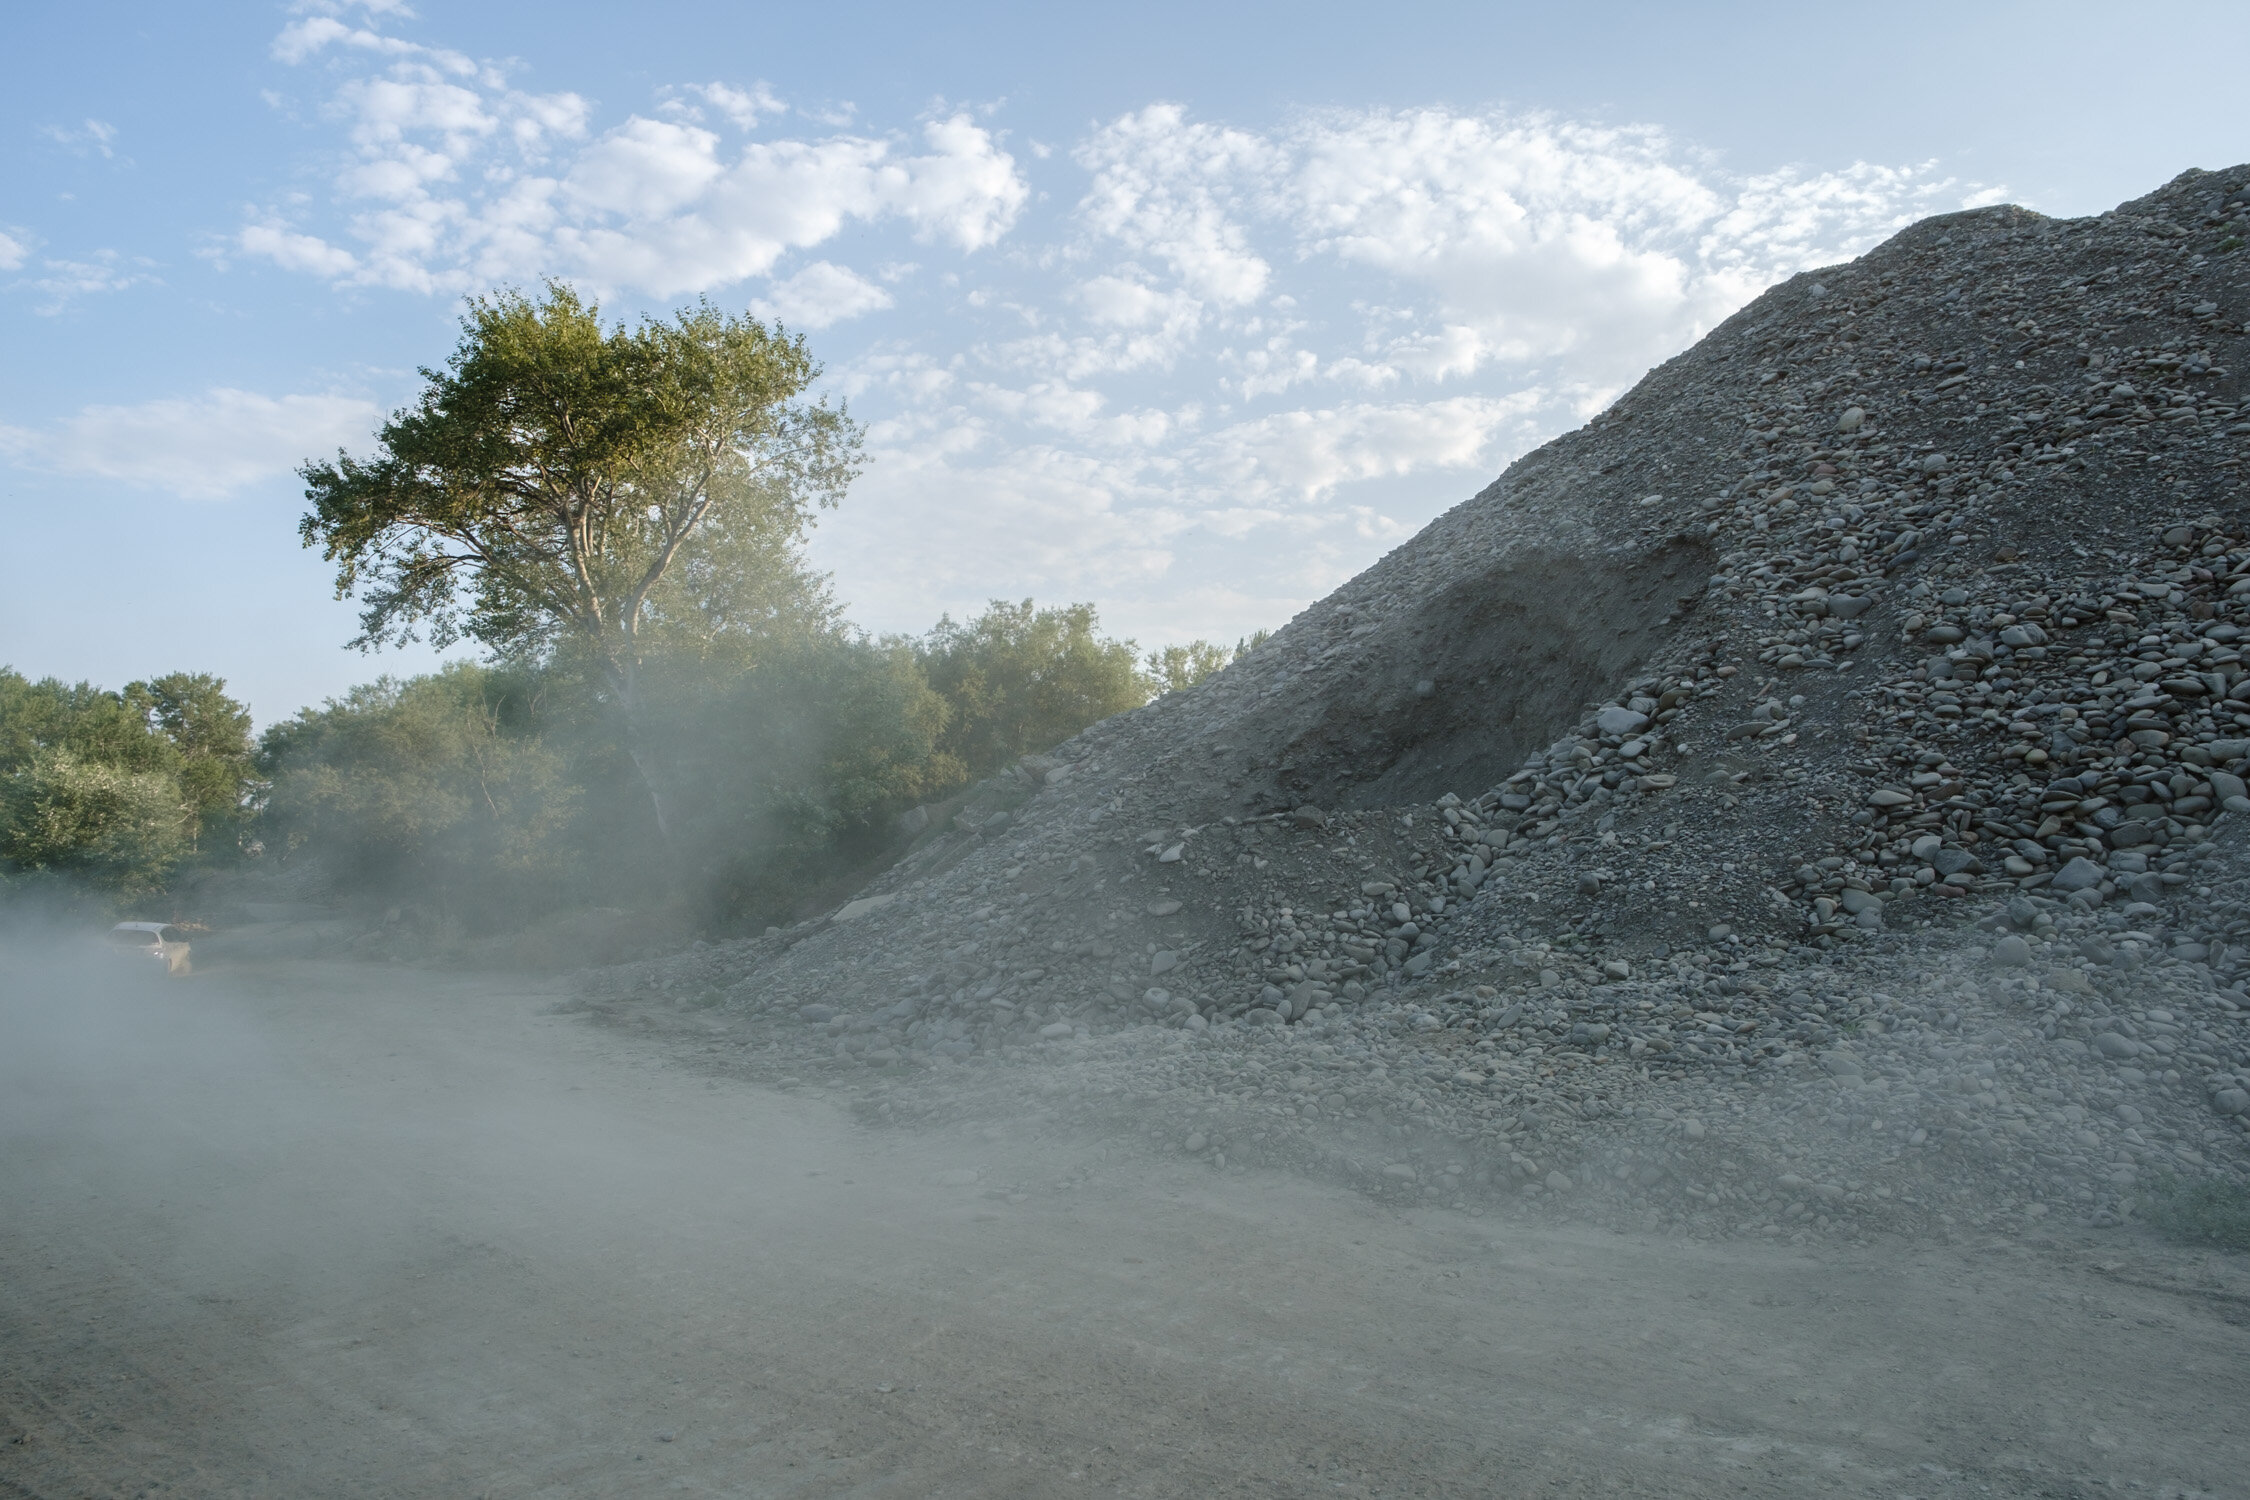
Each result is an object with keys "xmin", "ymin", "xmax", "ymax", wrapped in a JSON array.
[{"xmin": 584, "ymin": 166, "xmax": 2250, "ymax": 1248}]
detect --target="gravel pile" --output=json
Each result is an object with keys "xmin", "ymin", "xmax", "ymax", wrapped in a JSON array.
[{"xmin": 586, "ymin": 165, "xmax": 2250, "ymax": 1244}]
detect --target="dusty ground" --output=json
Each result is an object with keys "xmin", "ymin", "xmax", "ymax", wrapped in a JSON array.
[{"xmin": 3, "ymin": 951, "xmax": 2246, "ymax": 1499}]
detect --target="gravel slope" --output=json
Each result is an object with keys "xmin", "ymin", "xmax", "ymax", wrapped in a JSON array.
[{"xmin": 597, "ymin": 166, "xmax": 2250, "ymax": 1248}]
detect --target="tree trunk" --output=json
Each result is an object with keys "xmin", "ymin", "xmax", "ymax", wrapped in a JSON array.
[{"xmin": 611, "ymin": 655, "xmax": 677, "ymax": 850}]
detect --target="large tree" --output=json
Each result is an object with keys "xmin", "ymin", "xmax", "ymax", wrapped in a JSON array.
[
  {"xmin": 299, "ymin": 284, "xmax": 860, "ymax": 841},
  {"xmin": 125, "ymin": 671, "xmax": 256, "ymax": 851}
]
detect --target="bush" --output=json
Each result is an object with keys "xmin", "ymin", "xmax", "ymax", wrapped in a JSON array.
[
  {"xmin": 916, "ymin": 601, "xmax": 1149, "ymax": 776},
  {"xmin": 258, "ymin": 664, "xmax": 581, "ymax": 917},
  {"xmin": 0, "ymin": 751, "xmax": 192, "ymax": 898},
  {"xmin": 251, "ymin": 599, "xmax": 1239, "ymax": 931},
  {"xmin": 0, "ymin": 667, "xmax": 253, "ymax": 898},
  {"xmin": 257, "ymin": 635, "xmax": 956, "ymax": 929},
  {"xmin": 1143, "ymin": 632, "xmax": 1268, "ymax": 696},
  {"xmin": 648, "ymin": 634, "xmax": 955, "ymax": 919}
]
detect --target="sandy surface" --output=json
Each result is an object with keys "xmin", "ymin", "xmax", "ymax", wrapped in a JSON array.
[{"xmin": 3, "ymin": 952, "xmax": 2246, "ymax": 1498}]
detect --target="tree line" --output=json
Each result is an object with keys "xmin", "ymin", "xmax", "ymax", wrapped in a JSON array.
[{"xmin": 0, "ymin": 285, "xmax": 1264, "ymax": 925}]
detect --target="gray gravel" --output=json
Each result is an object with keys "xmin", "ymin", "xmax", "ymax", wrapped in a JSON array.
[{"xmin": 587, "ymin": 164, "xmax": 2250, "ymax": 1249}]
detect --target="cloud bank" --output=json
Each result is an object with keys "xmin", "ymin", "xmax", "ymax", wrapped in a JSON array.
[
  {"xmin": 224, "ymin": 9, "xmax": 1993, "ymax": 644},
  {"xmin": 0, "ymin": 390, "xmax": 381, "ymax": 500},
  {"xmin": 244, "ymin": 15, "xmax": 1025, "ymax": 299}
]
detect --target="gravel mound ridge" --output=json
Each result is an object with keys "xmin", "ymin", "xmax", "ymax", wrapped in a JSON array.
[{"xmin": 587, "ymin": 166, "xmax": 2250, "ymax": 1246}]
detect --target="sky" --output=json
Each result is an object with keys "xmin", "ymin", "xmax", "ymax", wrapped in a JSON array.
[{"xmin": 3, "ymin": 1, "xmax": 2247, "ymax": 725}]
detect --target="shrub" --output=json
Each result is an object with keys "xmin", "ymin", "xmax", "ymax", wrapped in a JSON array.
[
  {"xmin": 0, "ymin": 667, "xmax": 253, "ymax": 897},
  {"xmin": 259, "ymin": 664, "xmax": 581, "ymax": 917},
  {"xmin": 916, "ymin": 601, "xmax": 1148, "ymax": 776},
  {"xmin": 0, "ymin": 751, "xmax": 192, "ymax": 897}
]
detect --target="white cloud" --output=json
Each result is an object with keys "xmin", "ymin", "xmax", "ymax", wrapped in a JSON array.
[
  {"xmin": 39, "ymin": 118, "xmax": 119, "ymax": 158},
  {"xmin": 1075, "ymin": 105, "xmax": 1274, "ymax": 305},
  {"xmin": 1189, "ymin": 393, "xmax": 1546, "ymax": 507},
  {"xmin": 815, "ymin": 104, "xmax": 1977, "ymax": 643},
  {"xmin": 245, "ymin": 12, "xmax": 1027, "ymax": 300},
  {"xmin": 1224, "ymin": 339, "xmax": 1320, "ymax": 400},
  {"xmin": 232, "ymin": 28, "xmax": 1990, "ymax": 654},
  {"xmin": 1068, "ymin": 106, "xmax": 1973, "ymax": 391},
  {"xmin": 272, "ymin": 14, "xmax": 471, "ymax": 71},
  {"xmin": 25, "ymin": 249, "xmax": 159, "ymax": 312},
  {"xmin": 1075, "ymin": 274, "xmax": 1185, "ymax": 328},
  {"xmin": 564, "ymin": 117, "xmax": 725, "ymax": 219},
  {"xmin": 529, "ymin": 119, "xmax": 1022, "ymax": 298},
  {"xmin": 0, "ymin": 233, "xmax": 157, "ymax": 311},
  {"xmin": 751, "ymin": 261, "xmax": 893, "ymax": 328},
  {"xmin": 888, "ymin": 113, "xmax": 1029, "ymax": 252},
  {"xmin": 818, "ymin": 431, "xmax": 1190, "ymax": 634},
  {"xmin": 239, "ymin": 222, "xmax": 361, "ymax": 277},
  {"xmin": 997, "ymin": 276, "xmax": 1206, "ymax": 382},
  {"xmin": 0, "ymin": 389, "xmax": 380, "ymax": 499},
  {"xmin": 684, "ymin": 81, "xmax": 786, "ymax": 130}
]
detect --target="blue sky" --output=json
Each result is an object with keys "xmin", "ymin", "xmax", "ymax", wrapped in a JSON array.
[{"xmin": 4, "ymin": 1, "xmax": 2246, "ymax": 723}]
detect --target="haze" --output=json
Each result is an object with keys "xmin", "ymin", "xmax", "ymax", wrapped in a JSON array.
[{"xmin": 6, "ymin": 7, "xmax": 2250, "ymax": 1497}]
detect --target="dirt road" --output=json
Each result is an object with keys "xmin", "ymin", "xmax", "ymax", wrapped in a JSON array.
[{"xmin": 2, "ymin": 954, "xmax": 2244, "ymax": 1498}]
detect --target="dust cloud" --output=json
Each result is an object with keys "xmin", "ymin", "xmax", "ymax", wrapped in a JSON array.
[{"xmin": 3, "ymin": 924, "xmax": 2245, "ymax": 1497}]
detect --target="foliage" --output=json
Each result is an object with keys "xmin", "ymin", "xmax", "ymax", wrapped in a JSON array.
[
  {"xmin": 0, "ymin": 752, "xmax": 191, "ymax": 898},
  {"xmin": 0, "ymin": 667, "xmax": 255, "ymax": 896},
  {"xmin": 297, "ymin": 283, "xmax": 862, "ymax": 839},
  {"xmin": 0, "ymin": 670, "xmax": 178, "ymax": 776},
  {"xmin": 258, "ymin": 664, "xmax": 581, "ymax": 909},
  {"xmin": 1143, "ymin": 631, "xmax": 1272, "ymax": 697},
  {"xmin": 257, "ymin": 633, "xmax": 956, "ymax": 928},
  {"xmin": 644, "ymin": 634, "xmax": 956, "ymax": 920},
  {"xmin": 915, "ymin": 600, "xmax": 1150, "ymax": 777},
  {"xmin": 250, "ymin": 592, "xmax": 1179, "ymax": 928},
  {"xmin": 299, "ymin": 283, "xmax": 860, "ymax": 665},
  {"xmin": 1144, "ymin": 640, "xmax": 1232, "ymax": 696},
  {"xmin": 124, "ymin": 672, "xmax": 257, "ymax": 850}
]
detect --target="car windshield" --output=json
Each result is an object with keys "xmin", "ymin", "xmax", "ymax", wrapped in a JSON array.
[{"xmin": 106, "ymin": 929, "xmax": 160, "ymax": 947}]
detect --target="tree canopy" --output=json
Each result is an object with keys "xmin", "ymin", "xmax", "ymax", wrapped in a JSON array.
[
  {"xmin": 0, "ymin": 668, "xmax": 255, "ymax": 898},
  {"xmin": 298, "ymin": 284, "xmax": 861, "ymax": 838},
  {"xmin": 914, "ymin": 600, "xmax": 1150, "ymax": 777}
]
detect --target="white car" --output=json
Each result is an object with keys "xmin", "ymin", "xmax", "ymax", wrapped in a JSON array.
[{"xmin": 106, "ymin": 921, "xmax": 193, "ymax": 977}]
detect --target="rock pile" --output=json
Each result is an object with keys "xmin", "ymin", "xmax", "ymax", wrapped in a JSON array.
[{"xmin": 586, "ymin": 166, "xmax": 2250, "ymax": 1244}]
